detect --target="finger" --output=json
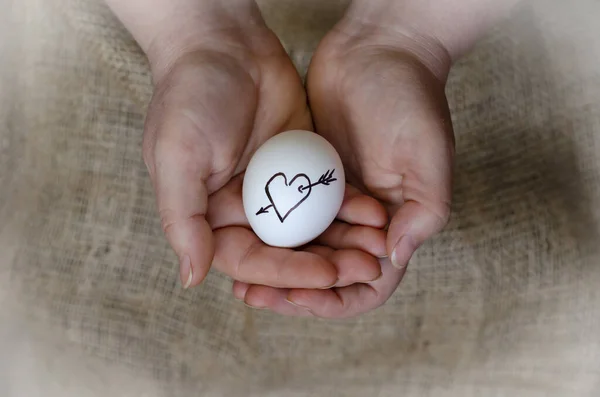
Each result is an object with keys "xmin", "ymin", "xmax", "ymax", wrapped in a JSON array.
[
  {"xmin": 207, "ymin": 180, "xmax": 384, "ymax": 286},
  {"xmin": 213, "ymin": 227, "xmax": 338, "ymax": 288},
  {"xmin": 207, "ymin": 177, "xmax": 388, "ymax": 257},
  {"xmin": 337, "ymin": 184, "xmax": 389, "ymax": 228},
  {"xmin": 317, "ymin": 184, "xmax": 389, "ymax": 256},
  {"xmin": 385, "ymin": 84, "xmax": 454, "ymax": 269},
  {"xmin": 232, "ymin": 281, "xmax": 251, "ymax": 301},
  {"xmin": 303, "ymin": 245, "xmax": 381, "ymax": 286},
  {"xmin": 286, "ymin": 257, "xmax": 405, "ymax": 318},
  {"xmin": 232, "ymin": 244, "xmax": 381, "ymax": 297},
  {"xmin": 243, "ymin": 285, "xmax": 313, "ymax": 316},
  {"xmin": 240, "ymin": 257, "xmax": 404, "ymax": 318},
  {"xmin": 315, "ymin": 223, "xmax": 387, "ymax": 258}
]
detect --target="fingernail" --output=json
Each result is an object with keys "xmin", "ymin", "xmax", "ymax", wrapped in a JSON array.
[
  {"xmin": 391, "ymin": 236, "xmax": 417, "ymax": 269},
  {"xmin": 244, "ymin": 302, "xmax": 266, "ymax": 310},
  {"xmin": 286, "ymin": 297, "xmax": 313, "ymax": 314},
  {"xmin": 319, "ymin": 278, "xmax": 339, "ymax": 289},
  {"xmin": 180, "ymin": 255, "xmax": 193, "ymax": 289}
]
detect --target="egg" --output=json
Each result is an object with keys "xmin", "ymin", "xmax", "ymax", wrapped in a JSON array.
[{"xmin": 242, "ymin": 130, "xmax": 345, "ymax": 248}]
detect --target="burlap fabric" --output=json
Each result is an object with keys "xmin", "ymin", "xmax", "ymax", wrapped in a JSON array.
[{"xmin": 1, "ymin": 0, "xmax": 599, "ymax": 395}]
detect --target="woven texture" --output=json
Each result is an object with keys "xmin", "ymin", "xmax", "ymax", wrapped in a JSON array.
[{"xmin": 1, "ymin": 0, "xmax": 600, "ymax": 396}]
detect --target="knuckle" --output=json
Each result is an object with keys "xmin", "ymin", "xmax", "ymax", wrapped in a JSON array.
[
  {"xmin": 235, "ymin": 240, "xmax": 261, "ymax": 281},
  {"xmin": 159, "ymin": 208, "xmax": 178, "ymax": 236},
  {"xmin": 329, "ymin": 291, "xmax": 352, "ymax": 319},
  {"xmin": 153, "ymin": 136, "xmax": 204, "ymax": 178}
]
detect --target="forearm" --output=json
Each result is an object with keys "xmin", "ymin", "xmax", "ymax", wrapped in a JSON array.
[
  {"xmin": 344, "ymin": 0, "xmax": 522, "ymax": 66},
  {"xmin": 104, "ymin": 0, "xmax": 263, "ymax": 71}
]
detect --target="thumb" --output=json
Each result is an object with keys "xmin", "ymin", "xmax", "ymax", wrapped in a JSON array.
[
  {"xmin": 384, "ymin": 113, "xmax": 453, "ymax": 270},
  {"xmin": 386, "ymin": 200, "xmax": 451, "ymax": 269},
  {"xmin": 384, "ymin": 67, "xmax": 454, "ymax": 270},
  {"xmin": 151, "ymin": 121, "xmax": 215, "ymax": 289}
]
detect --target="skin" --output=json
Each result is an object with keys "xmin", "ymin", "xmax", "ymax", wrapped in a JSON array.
[{"xmin": 105, "ymin": 0, "xmax": 521, "ymax": 318}]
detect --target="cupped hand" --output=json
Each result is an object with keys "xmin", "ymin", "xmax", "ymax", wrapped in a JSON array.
[
  {"xmin": 143, "ymin": 19, "xmax": 388, "ymax": 292},
  {"xmin": 238, "ymin": 19, "xmax": 456, "ymax": 318}
]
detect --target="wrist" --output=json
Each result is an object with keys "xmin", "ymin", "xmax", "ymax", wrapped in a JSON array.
[
  {"xmin": 337, "ymin": 1, "xmax": 453, "ymax": 82},
  {"xmin": 105, "ymin": 0, "xmax": 269, "ymax": 81},
  {"xmin": 341, "ymin": 0, "xmax": 521, "ymax": 77}
]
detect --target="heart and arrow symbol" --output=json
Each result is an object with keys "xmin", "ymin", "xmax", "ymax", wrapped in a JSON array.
[{"xmin": 255, "ymin": 169, "xmax": 338, "ymax": 223}]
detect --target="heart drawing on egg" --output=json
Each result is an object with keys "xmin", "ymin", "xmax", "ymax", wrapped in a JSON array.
[{"xmin": 255, "ymin": 169, "xmax": 338, "ymax": 223}]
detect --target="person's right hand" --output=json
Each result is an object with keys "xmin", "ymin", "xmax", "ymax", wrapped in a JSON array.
[{"xmin": 139, "ymin": 5, "xmax": 387, "ymax": 293}]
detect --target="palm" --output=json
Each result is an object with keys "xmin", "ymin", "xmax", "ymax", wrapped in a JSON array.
[
  {"xmin": 147, "ymin": 37, "xmax": 310, "ymax": 194},
  {"xmin": 309, "ymin": 40, "xmax": 453, "ymax": 205}
]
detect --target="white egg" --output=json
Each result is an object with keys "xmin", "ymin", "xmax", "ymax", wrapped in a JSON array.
[{"xmin": 242, "ymin": 130, "xmax": 345, "ymax": 248}]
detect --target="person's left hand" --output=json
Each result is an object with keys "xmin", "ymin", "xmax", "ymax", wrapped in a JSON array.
[{"xmin": 235, "ymin": 15, "xmax": 455, "ymax": 318}]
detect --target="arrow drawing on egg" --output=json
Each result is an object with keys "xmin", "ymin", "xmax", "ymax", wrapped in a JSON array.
[{"xmin": 255, "ymin": 169, "xmax": 338, "ymax": 223}]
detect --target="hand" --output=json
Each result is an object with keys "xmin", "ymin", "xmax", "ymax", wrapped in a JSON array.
[
  {"xmin": 111, "ymin": 2, "xmax": 388, "ymax": 292},
  {"xmin": 306, "ymin": 21, "xmax": 456, "ymax": 317},
  {"xmin": 238, "ymin": 11, "xmax": 456, "ymax": 318}
]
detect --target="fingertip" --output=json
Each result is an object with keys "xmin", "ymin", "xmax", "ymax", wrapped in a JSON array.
[
  {"xmin": 169, "ymin": 216, "xmax": 215, "ymax": 289},
  {"xmin": 317, "ymin": 222, "xmax": 387, "ymax": 258},
  {"xmin": 386, "ymin": 200, "xmax": 449, "ymax": 268},
  {"xmin": 338, "ymin": 191, "xmax": 388, "ymax": 228},
  {"xmin": 243, "ymin": 285, "xmax": 287, "ymax": 310},
  {"xmin": 329, "ymin": 249, "xmax": 382, "ymax": 286},
  {"xmin": 309, "ymin": 253, "xmax": 340, "ymax": 288},
  {"xmin": 232, "ymin": 281, "xmax": 250, "ymax": 300},
  {"xmin": 390, "ymin": 235, "xmax": 418, "ymax": 270},
  {"xmin": 243, "ymin": 285, "xmax": 268, "ymax": 308},
  {"xmin": 286, "ymin": 250, "xmax": 338, "ymax": 289}
]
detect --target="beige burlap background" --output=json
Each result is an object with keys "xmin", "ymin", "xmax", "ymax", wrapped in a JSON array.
[{"xmin": 1, "ymin": 0, "xmax": 600, "ymax": 396}]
